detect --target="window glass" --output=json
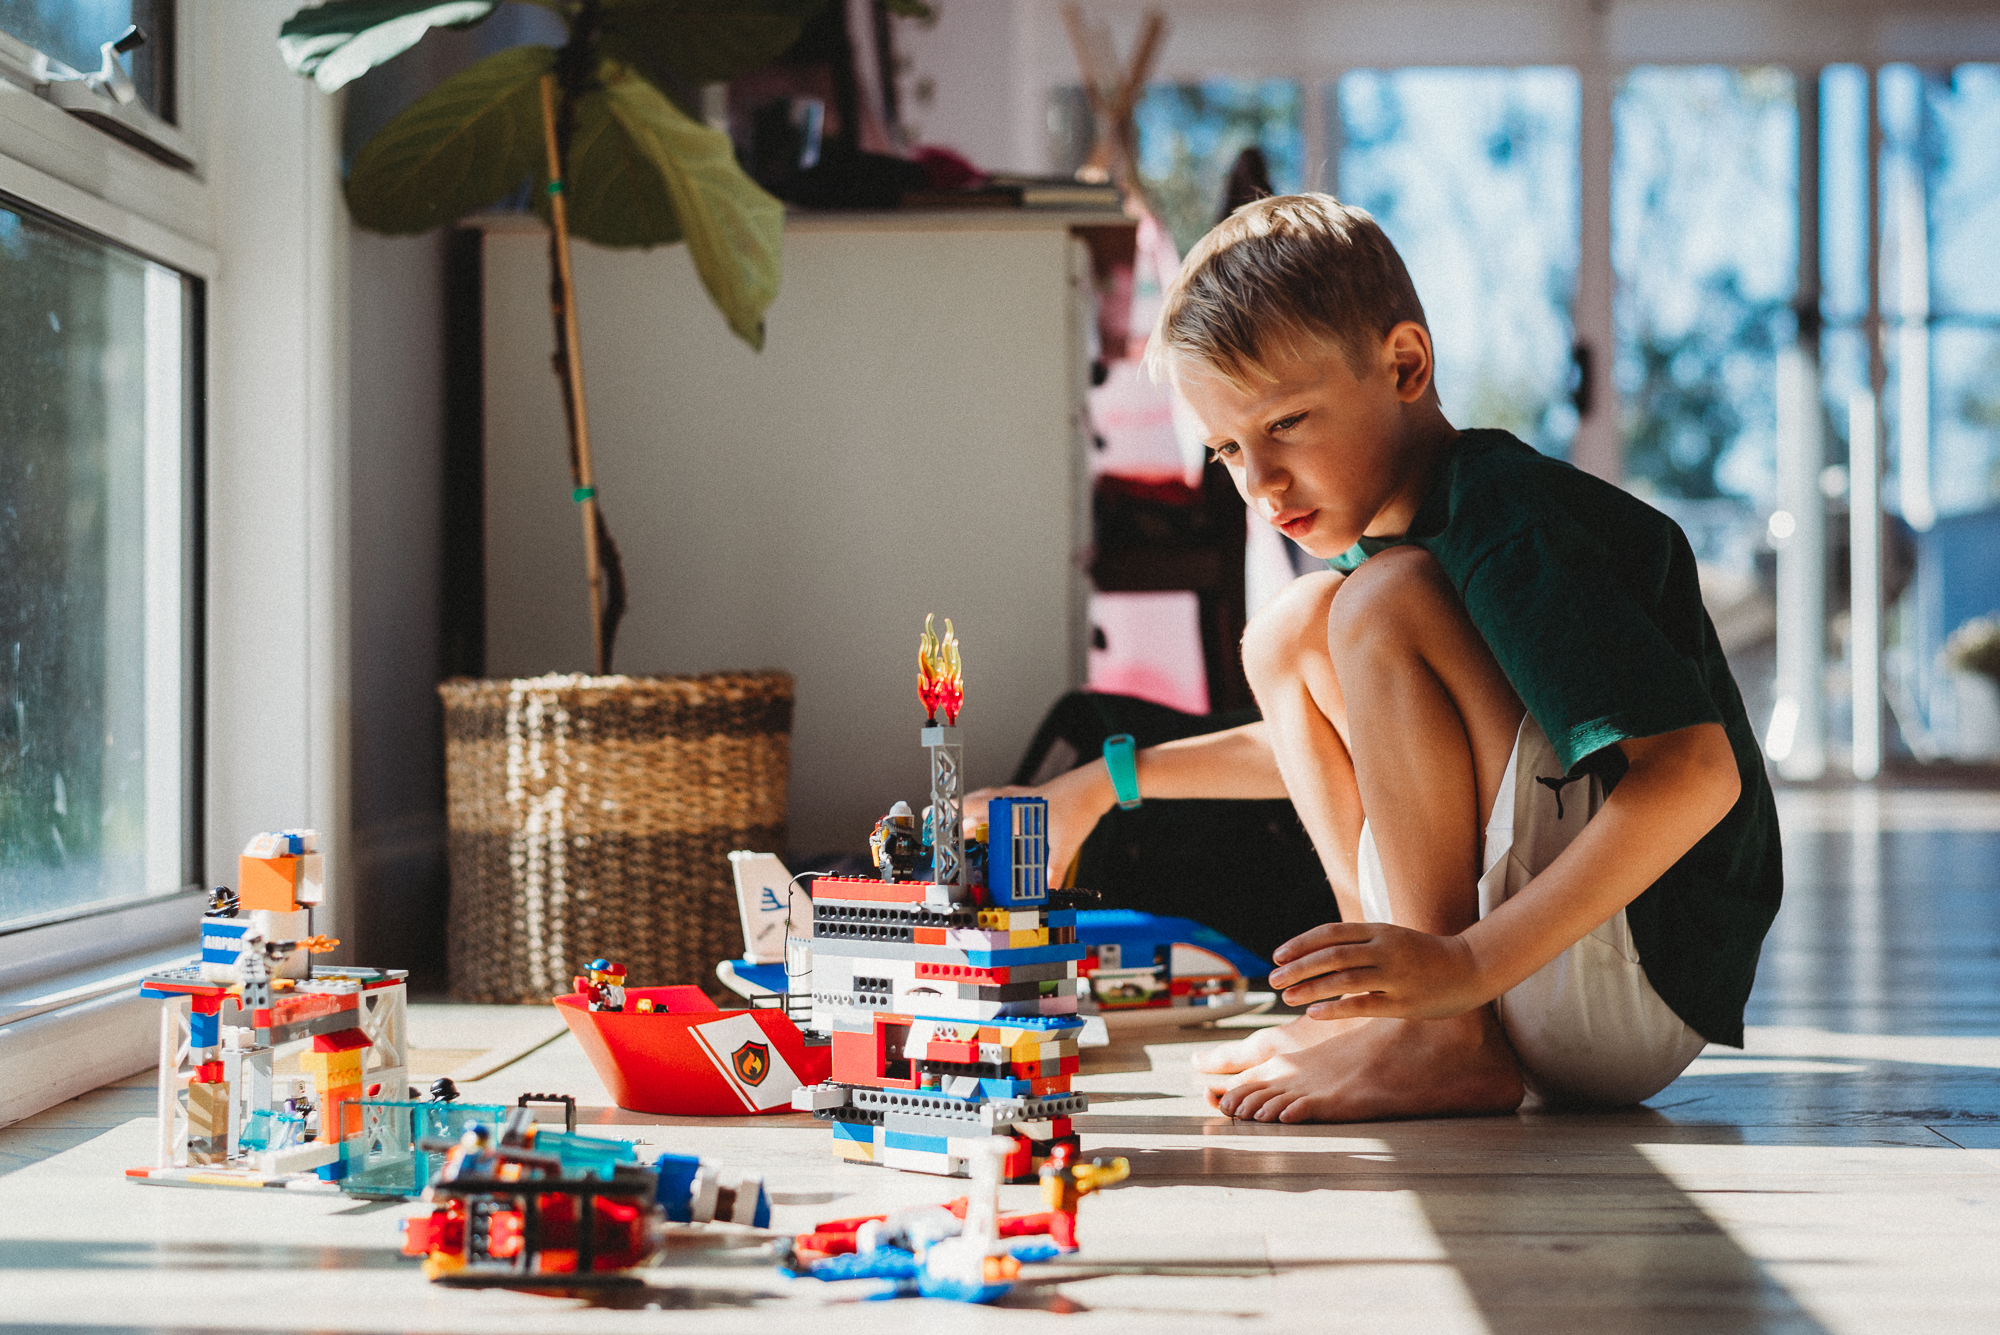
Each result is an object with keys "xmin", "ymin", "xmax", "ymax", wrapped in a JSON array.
[
  {"xmin": 1336, "ymin": 67, "xmax": 1581, "ymax": 457},
  {"xmin": 1613, "ymin": 65, "xmax": 1798, "ymax": 521},
  {"xmin": 1878, "ymin": 63, "xmax": 2000, "ymax": 525},
  {"xmin": 1131, "ymin": 79, "xmax": 1304, "ymax": 257},
  {"xmin": 0, "ymin": 0, "xmax": 172, "ymax": 119},
  {"xmin": 0, "ymin": 197, "xmax": 193, "ymax": 931}
]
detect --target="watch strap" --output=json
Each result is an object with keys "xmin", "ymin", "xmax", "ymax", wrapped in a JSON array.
[{"xmin": 1103, "ymin": 733, "xmax": 1142, "ymax": 810}]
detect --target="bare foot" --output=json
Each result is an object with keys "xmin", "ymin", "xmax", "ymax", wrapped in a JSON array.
[
  {"xmin": 1204, "ymin": 1010, "xmax": 1524, "ymax": 1123},
  {"xmin": 1192, "ymin": 1014, "xmax": 1357, "ymax": 1077}
]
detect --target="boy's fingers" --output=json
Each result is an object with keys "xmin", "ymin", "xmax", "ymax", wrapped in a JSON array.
[
  {"xmin": 1270, "ymin": 921, "xmax": 1372, "ymax": 964},
  {"xmin": 1277, "ymin": 961, "xmax": 1381, "ymax": 1004},
  {"xmin": 1268, "ymin": 943, "xmax": 1372, "ymax": 989}
]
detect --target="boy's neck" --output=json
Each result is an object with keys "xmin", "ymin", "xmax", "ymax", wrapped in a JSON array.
[{"xmin": 1362, "ymin": 406, "xmax": 1459, "ymax": 541}]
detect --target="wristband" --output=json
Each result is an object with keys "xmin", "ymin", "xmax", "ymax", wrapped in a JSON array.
[{"xmin": 1102, "ymin": 734, "xmax": 1142, "ymax": 810}]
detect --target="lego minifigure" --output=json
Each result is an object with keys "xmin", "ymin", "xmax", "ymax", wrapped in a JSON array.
[
  {"xmin": 206, "ymin": 886, "xmax": 238, "ymax": 917},
  {"xmin": 1029, "ymin": 1143, "xmax": 1129, "ymax": 1249},
  {"xmin": 573, "ymin": 958, "xmax": 627, "ymax": 1011},
  {"xmin": 870, "ymin": 801, "xmax": 924, "ymax": 882},
  {"xmin": 429, "ymin": 1077, "xmax": 459, "ymax": 1104}
]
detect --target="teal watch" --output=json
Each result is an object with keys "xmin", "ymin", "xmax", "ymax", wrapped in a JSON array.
[{"xmin": 1102, "ymin": 734, "xmax": 1142, "ymax": 810}]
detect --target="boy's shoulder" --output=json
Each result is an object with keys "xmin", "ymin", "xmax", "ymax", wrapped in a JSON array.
[{"xmin": 1421, "ymin": 429, "xmax": 1678, "ymax": 564}]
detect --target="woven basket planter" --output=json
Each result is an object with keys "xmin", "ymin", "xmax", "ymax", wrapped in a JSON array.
[{"xmin": 439, "ymin": 671, "xmax": 793, "ymax": 1003}]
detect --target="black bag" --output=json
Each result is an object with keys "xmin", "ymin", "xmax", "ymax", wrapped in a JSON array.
[{"xmin": 1014, "ymin": 692, "xmax": 1337, "ymax": 969}]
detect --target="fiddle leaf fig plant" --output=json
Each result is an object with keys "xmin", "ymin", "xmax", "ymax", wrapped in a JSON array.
[{"xmin": 278, "ymin": 0, "xmax": 819, "ymax": 670}]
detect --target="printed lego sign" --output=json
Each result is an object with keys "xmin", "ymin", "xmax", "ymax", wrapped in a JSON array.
[
  {"xmin": 728, "ymin": 850, "xmax": 793, "ymax": 964},
  {"xmin": 689, "ymin": 1014, "xmax": 799, "ymax": 1111}
]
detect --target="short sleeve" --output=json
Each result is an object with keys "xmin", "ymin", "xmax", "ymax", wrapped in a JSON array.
[{"xmin": 1458, "ymin": 521, "xmax": 1721, "ymax": 775}]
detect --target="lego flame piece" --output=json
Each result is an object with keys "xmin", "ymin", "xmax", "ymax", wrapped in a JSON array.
[{"xmin": 917, "ymin": 614, "xmax": 964, "ymax": 726}]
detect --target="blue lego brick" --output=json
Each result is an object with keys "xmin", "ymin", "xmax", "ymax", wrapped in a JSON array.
[
  {"xmin": 986, "ymin": 797, "xmax": 1049, "ymax": 907},
  {"xmin": 1045, "ymin": 909, "xmax": 1076, "ymax": 928},
  {"xmin": 315, "ymin": 1156, "xmax": 350, "ymax": 1182},
  {"xmin": 961, "ymin": 942, "xmax": 1086, "ymax": 968},
  {"xmin": 883, "ymin": 1130, "xmax": 951, "ymax": 1154},
  {"xmin": 189, "ymin": 1010, "xmax": 220, "ymax": 1047},
  {"xmin": 200, "ymin": 917, "xmax": 249, "ymax": 965},
  {"xmin": 829, "ymin": 1119, "xmax": 877, "ymax": 1143},
  {"xmin": 1075, "ymin": 909, "xmax": 1269, "ymax": 976},
  {"xmin": 655, "ymin": 1152, "xmax": 702, "ymax": 1222}
]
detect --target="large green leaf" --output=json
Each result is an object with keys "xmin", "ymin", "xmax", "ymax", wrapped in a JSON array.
[
  {"xmin": 344, "ymin": 44, "xmax": 555, "ymax": 234},
  {"xmin": 598, "ymin": 0, "xmax": 824, "ymax": 85},
  {"xmin": 543, "ymin": 63, "xmax": 783, "ymax": 348},
  {"xmin": 279, "ymin": 0, "xmax": 500, "ymax": 92}
]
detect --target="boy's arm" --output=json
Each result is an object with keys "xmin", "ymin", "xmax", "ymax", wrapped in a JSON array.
[
  {"xmin": 1268, "ymin": 720, "xmax": 1741, "ymax": 1019},
  {"xmin": 964, "ymin": 722, "xmax": 1290, "ymax": 884}
]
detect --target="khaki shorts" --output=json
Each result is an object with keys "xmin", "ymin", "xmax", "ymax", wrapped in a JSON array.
[{"xmin": 1358, "ymin": 713, "xmax": 1708, "ymax": 1108}]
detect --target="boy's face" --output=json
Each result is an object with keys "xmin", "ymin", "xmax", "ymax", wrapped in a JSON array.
[{"xmin": 1173, "ymin": 323, "xmax": 1441, "ymax": 559}]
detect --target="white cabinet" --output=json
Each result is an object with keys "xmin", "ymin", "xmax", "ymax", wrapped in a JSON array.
[{"xmin": 478, "ymin": 211, "xmax": 1122, "ymax": 852}]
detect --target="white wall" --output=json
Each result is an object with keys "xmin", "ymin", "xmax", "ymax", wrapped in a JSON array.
[
  {"xmin": 201, "ymin": 10, "xmax": 351, "ymax": 947},
  {"xmin": 480, "ymin": 216, "xmax": 1094, "ymax": 854}
]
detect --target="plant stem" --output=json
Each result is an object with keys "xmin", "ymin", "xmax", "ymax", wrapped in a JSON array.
[{"xmin": 539, "ymin": 70, "xmax": 608, "ymax": 675}]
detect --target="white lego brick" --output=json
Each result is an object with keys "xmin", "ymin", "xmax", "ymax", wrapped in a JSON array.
[
  {"xmin": 792, "ymin": 1083, "xmax": 849, "ymax": 1112},
  {"xmin": 296, "ymin": 854, "xmax": 324, "ymax": 905}
]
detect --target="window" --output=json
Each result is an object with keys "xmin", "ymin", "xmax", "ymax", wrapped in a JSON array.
[
  {"xmin": 0, "ymin": 0, "xmax": 173, "ymax": 116},
  {"xmin": 1336, "ymin": 67, "xmax": 1581, "ymax": 457},
  {"xmin": 0, "ymin": 196, "xmax": 199, "ymax": 934}
]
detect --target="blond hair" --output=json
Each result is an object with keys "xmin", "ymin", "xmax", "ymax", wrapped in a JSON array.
[{"xmin": 1146, "ymin": 194, "xmax": 1429, "ymax": 388}]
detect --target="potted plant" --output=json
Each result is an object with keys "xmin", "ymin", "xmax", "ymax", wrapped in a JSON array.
[{"xmin": 277, "ymin": 0, "xmax": 835, "ymax": 1000}]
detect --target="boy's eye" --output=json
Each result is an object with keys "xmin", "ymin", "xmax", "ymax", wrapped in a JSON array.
[
  {"xmin": 1207, "ymin": 442, "xmax": 1240, "ymax": 464},
  {"xmin": 1270, "ymin": 413, "xmax": 1305, "ymax": 433}
]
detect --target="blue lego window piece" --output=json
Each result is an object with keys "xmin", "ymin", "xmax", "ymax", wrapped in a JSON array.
[
  {"xmin": 239, "ymin": 1107, "xmax": 275, "ymax": 1152},
  {"xmin": 1074, "ymin": 909, "xmax": 1270, "ymax": 977},
  {"xmin": 654, "ymin": 1152, "xmax": 702, "ymax": 1222},
  {"xmin": 986, "ymin": 797, "xmax": 1048, "ymax": 907}
]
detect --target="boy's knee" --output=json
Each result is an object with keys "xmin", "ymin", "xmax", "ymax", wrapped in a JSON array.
[
  {"xmin": 1242, "ymin": 569, "xmax": 1341, "ymax": 690},
  {"xmin": 1325, "ymin": 546, "xmax": 1453, "ymax": 661}
]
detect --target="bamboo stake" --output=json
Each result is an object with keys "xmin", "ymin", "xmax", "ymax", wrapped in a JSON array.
[{"xmin": 539, "ymin": 72, "xmax": 607, "ymax": 674}]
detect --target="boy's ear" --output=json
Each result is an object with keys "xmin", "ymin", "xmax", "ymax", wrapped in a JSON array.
[{"xmin": 1383, "ymin": 321, "xmax": 1435, "ymax": 403}]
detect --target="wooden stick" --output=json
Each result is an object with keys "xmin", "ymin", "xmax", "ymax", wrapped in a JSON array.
[{"xmin": 539, "ymin": 73, "xmax": 607, "ymax": 675}]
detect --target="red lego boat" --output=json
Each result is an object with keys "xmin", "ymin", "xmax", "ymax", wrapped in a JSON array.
[{"xmin": 555, "ymin": 985, "xmax": 830, "ymax": 1116}]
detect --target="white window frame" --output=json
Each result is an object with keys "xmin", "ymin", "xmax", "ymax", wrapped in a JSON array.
[
  {"xmin": 0, "ymin": 3, "xmax": 216, "ymax": 1127},
  {"xmin": 0, "ymin": 5, "xmax": 352, "ymax": 1130}
]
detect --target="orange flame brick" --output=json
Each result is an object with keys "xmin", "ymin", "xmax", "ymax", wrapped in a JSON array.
[{"xmin": 917, "ymin": 614, "xmax": 965, "ymax": 725}]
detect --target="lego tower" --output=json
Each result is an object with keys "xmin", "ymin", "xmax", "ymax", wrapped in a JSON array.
[{"xmin": 792, "ymin": 618, "xmax": 1087, "ymax": 1182}]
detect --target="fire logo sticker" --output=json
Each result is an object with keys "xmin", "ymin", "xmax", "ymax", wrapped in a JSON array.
[{"xmin": 732, "ymin": 1040, "xmax": 770, "ymax": 1086}]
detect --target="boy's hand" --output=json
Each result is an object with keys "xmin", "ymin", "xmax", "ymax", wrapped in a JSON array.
[
  {"xmin": 963, "ymin": 761, "xmax": 1117, "ymax": 891},
  {"xmin": 1267, "ymin": 921, "xmax": 1489, "ymax": 1020}
]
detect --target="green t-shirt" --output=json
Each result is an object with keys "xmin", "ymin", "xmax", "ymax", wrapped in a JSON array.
[{"xmin": 1329, "ymin": 428, "xmax": 1781, "ymax": 1047}]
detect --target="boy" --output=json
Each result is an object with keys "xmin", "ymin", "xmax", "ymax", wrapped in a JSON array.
[{"xmin": 974, "ymin": 195, "xmax": 1780, "ymax": 1122}]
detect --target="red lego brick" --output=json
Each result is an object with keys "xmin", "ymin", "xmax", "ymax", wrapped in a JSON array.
[{"xmin": 311, "ymin": 1028, "xmax": 371, "ymax": 1053}]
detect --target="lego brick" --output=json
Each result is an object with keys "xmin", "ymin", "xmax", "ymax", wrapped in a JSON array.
[
  {"xmin": 297, "ymin": 853, "xmax": 325, "ymax": 905},
  {"xmin": 832, "ymin": 1139, "xmax": 877, "ymax": 1164},
  {"xmin": 190, "ymin": 1010, "xmax": 220, "ymax": 1048},
  {"xmin": 828, "ymin": 1116, "xmax": 876, "ymax": 1142},
  {"xmin": 310, "ymin": 1028, "xmax": 371, "ymax": 1053},
  {"xmin": 879, "ymin": 1145, "xmax": 961, "ymax": 1176},
  {"xmin": 810, "ymin": 877, "xmax": 942, "ymax": 904},
  {"xmin": 986, "ymin": 797, "xmax": 1049, "ymax": 907},
  {"xmin": 882, "ymin": 1129, "xmax": 950, "ymax": 1154},
  {"xmin": 803, "ymin": 938, "xmax": 1087, "ymax": 968},
  {"xmin": 238, "ymin": 854, "xmax": 301, "ymax": 913},
  {"xmin": 791, "ymin": 1083, "xmax": 850, "ymax": 1112},
  {"xmin": 944, "ymin": 926, "xmax": 1051, "ymax": 952},
  {"xmin": 912, "ymin": 959, "xmax": 1073, "ymax": 985},
  {"xmin": 830, "ymin": 1028, "xmax": 884, "ymax": 1086}
]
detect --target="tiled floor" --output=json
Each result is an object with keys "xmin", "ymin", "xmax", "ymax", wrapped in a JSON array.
[{"xmin": 3, "ymin": 785, "xmax": 1998, "ymax": 1333}]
